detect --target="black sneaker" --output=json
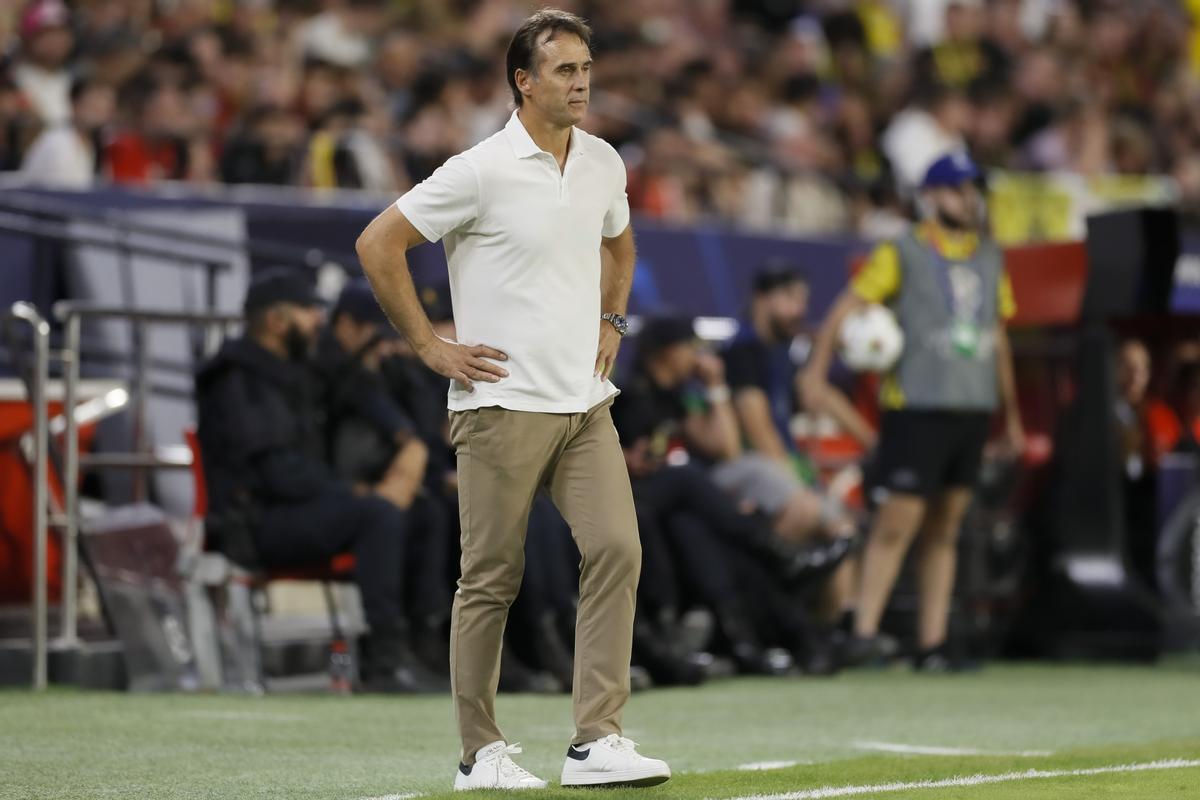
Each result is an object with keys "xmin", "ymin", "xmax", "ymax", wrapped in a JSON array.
[
  {"xmin": 912, "ymin": 643, "xmax": 981, "ymax": 673},
  {"xmin": 838, "ymin": 634, "xmax": 898, "ymax": 669}
]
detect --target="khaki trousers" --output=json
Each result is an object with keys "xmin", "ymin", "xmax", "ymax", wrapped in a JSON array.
[{"xmin": 448, "ymin": 397, "xmax": 640, "ymax": 763}]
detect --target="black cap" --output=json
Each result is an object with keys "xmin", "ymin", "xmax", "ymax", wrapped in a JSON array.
[
  {"xmin": 243, "ymin": 268, "xmax": 320, "ymax": 314},
  {"xmin": 333, "ymin": 278, "xmax": 390, "ymax": 327},
  {"xmin": 753, "ymin": 260, "xmax": 807, "ymax": 295},
  {"xmin": 637, "ymin": 316, "xmax": 696, "ymax": 360}
]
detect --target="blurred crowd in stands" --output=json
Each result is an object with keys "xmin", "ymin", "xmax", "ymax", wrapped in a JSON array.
[{"xmin": 4, "ymin": 0, "xmax": 1200, "ymax": 235}]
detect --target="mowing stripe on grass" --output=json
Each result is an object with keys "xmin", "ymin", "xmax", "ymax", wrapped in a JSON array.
[
  {"xmin": 180, "ymin": 710, "xmax": 308, "ymax": 722},
  {"xmin": 852, "ymin": 741, "xmax": 1053, "ymax": 757},
  {"xmin": 721, "ymin": 758, "xmax": 1200, "ymax": 800}
]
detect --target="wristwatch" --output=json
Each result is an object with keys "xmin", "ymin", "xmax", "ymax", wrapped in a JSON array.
[{"xmin": 602, "ymin": 312, "xmax": 629, "ymax": 336}]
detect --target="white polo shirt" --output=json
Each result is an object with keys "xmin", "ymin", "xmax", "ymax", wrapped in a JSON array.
[{"xmin": 395, "ymin": 109, "xmax": 630, "ymax": 413}]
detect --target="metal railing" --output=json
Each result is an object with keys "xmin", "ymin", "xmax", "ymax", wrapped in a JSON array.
[
  {"xmin": 53, "ymin": 303, "xmax": 244, "ymax": 647},
  {"xmin": 3, "ymin": 302, "xmax": 51, "ymax": 690}
]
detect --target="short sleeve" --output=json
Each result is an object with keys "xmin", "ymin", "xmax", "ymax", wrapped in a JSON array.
[
  {"xmin": 851, "ymin": 242, "xmax": 902, "ymax": 304},
  {"xmin": 998, "ymin": 271, "xmax": 1017, "ymax": 321},
  {"xmin": 723, "ymin": 341, "xmax": 764, "ymax": 391},
  {"xmin": 601, "ymin": 158, "xmax": 630, "ymax": 238},
  {"xmin": 394, "ymin": 155, "xmax": 479, "ymax": 243}
]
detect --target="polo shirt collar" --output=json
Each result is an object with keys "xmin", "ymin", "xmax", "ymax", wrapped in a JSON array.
[{"xmin": 504, "ymin": 109, "xmax": 585, "ymax": 160}]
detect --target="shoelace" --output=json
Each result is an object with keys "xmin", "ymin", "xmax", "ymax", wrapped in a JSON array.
[
  {"xmin": 494, "ymin": 743, "xmax": 538, "ymax": 781},
  {"xmin": 599, "ymin": 734, "xmax": 639, "ymax": 754}
]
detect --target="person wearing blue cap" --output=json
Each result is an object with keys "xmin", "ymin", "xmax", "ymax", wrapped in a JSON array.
[{"xmin": 801, "ymin": 150, "xmax": 1025, "ymax": 672}]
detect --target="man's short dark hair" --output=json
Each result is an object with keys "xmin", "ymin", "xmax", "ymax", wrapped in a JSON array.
[
  {"xmin": 753, "ymin": 261, "xmax": 808, "ymax": 295},
  {"xmin": 505, "ymin": 9, "xmax": 592, "ymax": 107}
]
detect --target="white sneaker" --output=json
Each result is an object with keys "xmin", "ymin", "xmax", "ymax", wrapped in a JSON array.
[
  {"xmin": 560, "ymin": 734, "xmax": 671, "ymax": 788},
  {"xmin": 454, "ymin": 741, "xmax": 548, "ymax": 791}
]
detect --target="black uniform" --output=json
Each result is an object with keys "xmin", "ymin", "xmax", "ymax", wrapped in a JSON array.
[{"xmin": 195, "ymin": 336, "xmax": 406, "ymax": 632}]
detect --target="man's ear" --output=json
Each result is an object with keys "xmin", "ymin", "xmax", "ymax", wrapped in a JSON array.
[{"xmin": 514, "ymin": 66, "xmax": 534, "ymax": 100}]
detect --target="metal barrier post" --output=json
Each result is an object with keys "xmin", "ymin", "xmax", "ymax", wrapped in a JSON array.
[
  {"xmin": 61, "ymin": 312, "xmax": 81, "ymax": 645},
  {"xmin": 9, "ymin": 302, "xmax": 50, "ymax": 690}
]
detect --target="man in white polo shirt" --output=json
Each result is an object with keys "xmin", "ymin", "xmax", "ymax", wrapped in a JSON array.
[{"xmin": 356, "ymin": 8, "xmax": 670, "ymax": 792}]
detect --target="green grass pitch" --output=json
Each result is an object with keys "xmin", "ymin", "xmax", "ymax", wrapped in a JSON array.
[{"xmin": 3, "ymin": 663, "xmax": 1199, "ymax": 799}]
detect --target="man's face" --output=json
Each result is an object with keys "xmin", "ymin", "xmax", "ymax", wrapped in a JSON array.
[
  {"xmin": 519, "ymin": 32, "xmax": 591, "ymax": 127},
  {"xmin": 928, "ymin": 182, "xmax": 981, "ymax": 230},
  {"xmin": 1117, "ymin": 342, "xmax": 1150, "ymax": 405},
  {"xmin": 762, "ymin": 282, "xmax": 810, "ymax": 340},
  {"xmin": 28, "ymin": 27, "xmax": 74, "ymax": 69},
  {"xmin": 332, "ymin": 313, "xmax": 379, "ymax": 356},
  {"xmin": 658, "ymin": 342, "xmax": 699, "ymax": 388},
  {"xmin": 277, "ymin": 304, "xmax": 325, "ymax": 359}
]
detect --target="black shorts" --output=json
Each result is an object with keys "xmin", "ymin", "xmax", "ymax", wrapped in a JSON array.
[{"xmin": 871, "ymin": 410, "xmax": 990, "ymax": 498}]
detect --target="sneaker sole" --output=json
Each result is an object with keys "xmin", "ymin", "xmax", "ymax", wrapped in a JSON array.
[
  {"xmin": 454, "ymin": 782, "xmax": 548, "ymax": 791},
  {"xmin": 561, "ymin": 770, "xmax": 671, "ymax": 788}
]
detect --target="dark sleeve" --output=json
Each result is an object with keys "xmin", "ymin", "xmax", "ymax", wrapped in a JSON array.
[
  {"xmin": 201, "ymin": 366, "xmax": 348, "ymax": 502},
  {"xmin": 723, "ymin": 341, "xmax": 764, "ymax": 392},
  {"xmin": 346, "ymin": 370, "xmax": 415, "ymax": 442}
]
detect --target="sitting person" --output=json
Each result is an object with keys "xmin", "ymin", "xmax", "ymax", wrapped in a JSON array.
[
  {"xmin": 314, "ymin": 278, "xmax": 454, "ymax": 674},
  {"xmin": 612, "ymin": 316, "xmax": 846, "ymax": 675},
  {"xmin": 721, "ymin": 266, "xmax": 870, "ymax": 625},
  {"xmin": 195, "ymin": 269, "xmax": 443, "ymax": 693}
]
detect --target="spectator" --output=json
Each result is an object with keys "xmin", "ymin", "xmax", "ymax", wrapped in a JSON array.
[
  {"xmin": 913, "ymin": 0, "xmax": 1008, "ymax": 90},
  {"xmin": 219, "ymin": 104, "xmax": 304, "ymax": 185},
  {"xmin": 2, "ymin": 0, "xmax": 1200, "ymax": 221},
  {"xmin": 0, "ymin": 70, "xmax": 37, "ymax": 172},
  {"xmin": 106, "ymin": 77, "xmax": 210, "ymax": 184},
  {"xmin": 20, "ymin": 76, "xmax": 114, "ymax": 188},
  {"xmin": 1114, "ymin": 338, "xmax": 1169, "ymax": 593},
  {"xmin": 195, "ymin": 269, "xmax": 444, "ymax": 694},
  {"xmin": 613, "ymin": 316, "xmax": 847, "ymax": 675},
  {"xmin": 720, "ymin": 267, "xmax": 872, "ymax": 543},
  {"xmin": 882, "ymin": 82, "xmax": 971, "ymax": 194},
  {"xmin": 13, "ymin": 0, "xmax": 74, "ymax": 126},
  {"xmin": 303, "ymin": 98, "xmax": 399, "ymax": 192}
]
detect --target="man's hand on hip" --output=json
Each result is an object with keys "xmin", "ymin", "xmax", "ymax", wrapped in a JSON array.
[
  {"xmin": 416, "ymin": 337, "xmax": 508, "ymax": 392},
  {"xmin": 595, "ymin": 323, "xmax": 621, "ymax": 379}
]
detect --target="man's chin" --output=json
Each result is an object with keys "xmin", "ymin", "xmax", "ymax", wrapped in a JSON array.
[{"xmin": 566, "ymin": 102, "xmax": 588, "ymax": 122}]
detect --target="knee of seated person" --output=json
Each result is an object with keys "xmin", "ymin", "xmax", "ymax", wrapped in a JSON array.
[{"xmin": 357, "ymin": 494, "xmax": 405, "ymax": 531}]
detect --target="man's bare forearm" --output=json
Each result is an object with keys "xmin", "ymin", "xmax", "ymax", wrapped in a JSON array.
[
  {"xmin": 356, "ymin": 210, "xmax": 437, "ymax": 353},
  {"xmin": 600, "ymin": 226, "xmax": 636, "ymax": 314}
]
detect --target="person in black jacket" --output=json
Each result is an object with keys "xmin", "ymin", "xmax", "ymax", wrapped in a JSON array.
[
  {"xmin": 315, "ymin": 278, "xmax": 453, "ymax": 676},
  {"xmin": 195, "ymin": 269, "xmax": 443, "ymax": 693}
]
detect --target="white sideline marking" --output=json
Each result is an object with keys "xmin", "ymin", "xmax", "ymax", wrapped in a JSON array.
[
  {"xmin": 181, "ymin": 710, "xmax": 306, "ymax": 722},
  {"xmin": 358, "ymin": 794, "xmax": 419, "ymax": 800},
  {"xmin": 720, "ymin": 758, "xmax": 1200, "ymax": 800},
  {"xmin": 739, "ymin": 761, "xmax": 807, "ymax": 771},
  {"xmin": 853, "ymin": 741, "xmax": 1053, "ymax": 757}
]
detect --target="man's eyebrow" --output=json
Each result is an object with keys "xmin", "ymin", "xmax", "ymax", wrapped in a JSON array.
[{"xmin": 554, "ymin": 59, "xmax": 594, "ymax": 69}]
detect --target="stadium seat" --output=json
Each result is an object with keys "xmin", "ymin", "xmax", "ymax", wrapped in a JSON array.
[{"xmin": 182, "ymin": 428, "xmax": 357, "ymax": 693}]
